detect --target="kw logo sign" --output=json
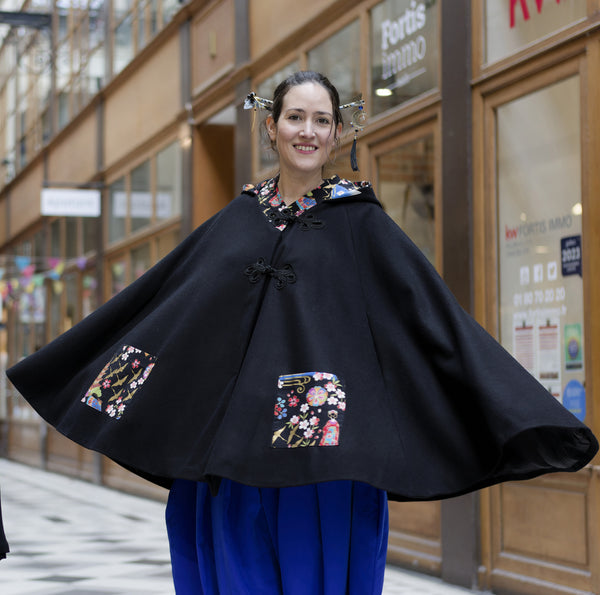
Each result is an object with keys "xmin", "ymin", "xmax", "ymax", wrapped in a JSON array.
[
  {"xmin": 505, "ymin": 225, "xmax": 518, "ymax": 240},
  {"xmin": 510, "ymin": 0, "xmax": 562, "ymax": 28}
]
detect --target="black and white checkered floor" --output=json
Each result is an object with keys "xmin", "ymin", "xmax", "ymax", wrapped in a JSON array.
[{"xmin": 0, "ymin": 458, "xmax": 478, "ymax": 594}]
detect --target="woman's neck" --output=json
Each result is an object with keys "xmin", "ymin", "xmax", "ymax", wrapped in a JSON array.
[{"xmin": 277, "ymin": 172, "xmax": 324, "ymax": 206}]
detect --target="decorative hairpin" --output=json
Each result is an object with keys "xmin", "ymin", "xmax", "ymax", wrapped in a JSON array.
[
  {"xmin": 244, "ymin": 92, "xmax": 273, "ymax": 132},
  {"xmin": 244, "ymin": 92, "xmax": 273, "ymax": 111},
  {"xmin": 340, "ymin": 97, "xmax": 367, "ymax": 172}
]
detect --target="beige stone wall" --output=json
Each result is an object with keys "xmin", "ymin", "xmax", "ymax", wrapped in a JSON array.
[{"xmin": 104, "ymin": 35, "xmax": 181, "ymax": 170}]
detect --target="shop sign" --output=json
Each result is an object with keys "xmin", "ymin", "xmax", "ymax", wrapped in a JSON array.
[
  {"xmin": 370, "ymin": 0, "xmax": 438, "ymax": 115},
  {"xmin": 485, "ymin": 0, "xmax": 586, "ymax": 64},
  {"xmin": 112, "ymin": 191, "xmax": 153, "ymax": 218},
  {"xmin": 41, "ymin": 188, "xmax": 101, "ymax": 217}
]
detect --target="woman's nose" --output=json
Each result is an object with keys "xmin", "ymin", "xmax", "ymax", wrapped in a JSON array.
[{"xmin": 300, "ymin": 122, "xmax": 315, "ymax": 137}]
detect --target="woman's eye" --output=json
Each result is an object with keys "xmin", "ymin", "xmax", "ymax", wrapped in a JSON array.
[
  {"xmin": 317, "ymin": 118, "xmax": 331, "ymax": 126},
  {"xmin": 287, "ymin": 114, "xmax": 301, "ymax": 121}
]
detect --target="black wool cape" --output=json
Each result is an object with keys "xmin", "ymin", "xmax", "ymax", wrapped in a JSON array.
[{"xmin": 7, "ymin": 179, "xmax": 597, "ymax": 502}]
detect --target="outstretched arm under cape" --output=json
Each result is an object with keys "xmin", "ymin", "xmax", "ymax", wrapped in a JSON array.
[{"xmin": 348, "ymin": 204, "xmax": 597, "ymax": 498}]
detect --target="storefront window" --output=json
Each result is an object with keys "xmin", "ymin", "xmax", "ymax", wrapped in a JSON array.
[
  {"xmin": 49, "ymin": 281, "xmax": 61, "ymax": 341},
  {"xmin": 150, "ymin": 0, "xmax": 159, "ymax": 36},
  {"xmin": 83, "ymin": 217, "xmax": 99, "ymax": 254},
  {"xmin": 109, "ymin": 177, "xmax": 126, "ymax": 243},
  {"xmin": 110, "ymin": 258, "xmax": 127, "ymax": 296},
  {"xmin": 138, "ymin": 1, "xmax": 147, "ymax": 48},
  {"xmin": 64, "ymin": 272, "xmax": 79, "ymax": 332},
  {"xmin": 89, "ymin": 0, "xmax": 106, "ymax": 50},
  {"xmin": 130, "ymin": 243, "xmax": 151, "ymax": 281},
  {"xmin": 256, "ymin": 61, "xmax": 300, "ymax": 172},
  {"xmin": 485, "ymin": 0, "xmax": 586, "ymax": 65},
  {"xmin": 308, "ymin": 20, "xmax": 360, "ymax": 105},
  {"xmin": 113, "ymin": 13, "xmax": 134, "ymax": 75},
  {"xmin": 50, "ymin": 219, "xmax": 61, "ymax": 255},
  {"xmin": 113, "ymin": 0, "xmax": 133, "ymax": 25},
  {"xmin": 131, "ymin": 160, "xmax": 152, "ymax": 232},
  {"xmin": 58, "ymin": 90, "xmax": 70, "ymax": 131},
  {"xmin": 370, "ymin": 0, "xmax": 439, "ymax": 115},
  {"xmin": 56, "ymin": 42, "xmax": 70, "ymax": 90},
  {"xmin": 156, "ymin": 142, "xmax": 182, "ymax": 221},
  {"xmin": 82, "ymin": 269, "xmax": 98, "ymax": 318},
  {"xmin": 162, "ymin": 0, "xmax": 180, "ymax": 23},
  {"xmin": 89, "ymin": 48, "xmax": 105, "ymax": 91},
  {"xmin": 376, "ymin": 134, "xmax": 435, "ymax": 264},
  {"xmin": 65, "ymin": 218, "xmax": 78, "ymax": 258},
  {"xmin": 497, "ymin": 76, "xmax": 585, "ymax": 419}
]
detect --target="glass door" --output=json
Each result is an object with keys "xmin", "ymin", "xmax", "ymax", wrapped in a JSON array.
[
  {"xmin": 475, "ymin": 59, "xmax": 598, "ymax": 594},
  {"xmin": 372, "ymin": 122, "xmax": 442, "ymax": 574}
]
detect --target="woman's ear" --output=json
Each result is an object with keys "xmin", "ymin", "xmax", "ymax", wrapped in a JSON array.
[
  {"xmin": 266, "ymin": 115, "xmax": 277, "ymax": 143},
  {"xmin": 335, "ymin": 122, "xmax": 343, "ymax": 140}
]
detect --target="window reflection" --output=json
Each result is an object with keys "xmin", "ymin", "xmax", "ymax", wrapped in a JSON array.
[
  {"xmin": 131, "ymin": 160, "xmax": 152, "ymax": 232},
  {"xmin": 156, "ymin": 142, "xmax": 182, "ymax": 221},
  {"xmin": 113, "ymin": 14, "xmax": 134, "ymax": 75},
  {"xmin": 485, "ymin": 0, "xmax": 586, "ymax": 65},
  {"xmin": 109, "ymin": 177, "xmax": 127, "ymax": 243},
  {"xmin": 110, "ymin": 258, "xmax": 127, "ymax": 296},
  {"xmin": 64, "ymin": 272, "xmax": 79, "ymax": 332},
  {"xmin": 65, "ymin": 218, "xmax": 78, "ymax": 259},
  {"xmin": 308, "ymin": 21, "xmax": 361, "ymax": 105},
  {"xmin": 83, "ymin": 217, "xmax": 98, "ymax": 254},
  {"xmin": 131, "ymin": 243, "xmax": 151, "ymax": 281},
  {"xmin": 496, "ymin": 76, "xmax": 584, "ymax": 403},
  {"xmin": 370, "ymin": 0, "xmax": 439, "ymax": 115},
  {"xmin": 376, "ymin": 135, "xmax": 435, "ymax": 264}
]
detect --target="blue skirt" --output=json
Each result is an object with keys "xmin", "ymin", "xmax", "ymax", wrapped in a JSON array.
[{"xmin": 166, "ymin": 479, "xmax": 389, "ymax": 595}]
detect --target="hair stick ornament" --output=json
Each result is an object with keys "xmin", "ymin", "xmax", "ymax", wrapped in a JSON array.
[
  {"xmin": 340, "ymin": 97, "xmax": 367, "ymax": 172},
  {"xmin": 244, "ymin": 92, "xmax": 273, "ymax": 111},
  {"xmin": 244, "ymin": 92, "xmax": 273, "ymax": 131}
]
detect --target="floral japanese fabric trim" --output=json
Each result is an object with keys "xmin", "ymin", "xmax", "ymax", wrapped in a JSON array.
[
  {"xmin": 243, "ymin": 175, "xmax": 371, "ymax": 231},
  {"xmin": 272, "ymin": 372, "xmax": 346, "ymax": 448},
  {"xmin": 81, "ymin": 345, "xmax": 157, "ymax": 420}
]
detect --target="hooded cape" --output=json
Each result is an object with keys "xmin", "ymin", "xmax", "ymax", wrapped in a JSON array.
[{"xmin": 7, "ymin": 177, "xmax": 597, "ymax": 501}]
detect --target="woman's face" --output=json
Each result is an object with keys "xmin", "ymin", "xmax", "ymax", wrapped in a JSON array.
[{"xmin": 267, "ymin": 82, "xmax": 342, "ymax": 183}]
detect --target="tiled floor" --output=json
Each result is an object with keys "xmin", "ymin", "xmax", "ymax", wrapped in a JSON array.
[{"xmin": 0, "ymin": 458, "xmax": 481, "ymax": 594}]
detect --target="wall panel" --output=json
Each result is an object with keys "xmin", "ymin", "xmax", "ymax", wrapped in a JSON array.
[
  {"xmin": 47, "ymin": 113, "xmax": 97, "ymax": 185},
  {"xmin": 191, "ymin": 0, "xmax": 235, "ymax": 93},
  {"xmin": 8, "ymin": 161, "xmax": 43, "ymax": 238},
  {"xmin": 104, "ymin": 36, "xmax": 180, "ymax": 169},
  {"xmin": 249, "ymin": 0, "xmax": 337, "ymax": 59}
]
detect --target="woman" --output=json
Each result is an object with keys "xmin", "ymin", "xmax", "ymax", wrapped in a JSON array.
[
  {"xmin": 7, "ymin": 72, "xmax": 597, "ymax": 594},
  {"xmin": 166, "ymin": 72, "xmax": 391, "ymax": 594}
]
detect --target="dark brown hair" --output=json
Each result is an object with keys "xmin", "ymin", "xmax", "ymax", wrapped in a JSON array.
[{"xmin": 270, "ymin": 71, "xmax": 343, "ymax": 129}]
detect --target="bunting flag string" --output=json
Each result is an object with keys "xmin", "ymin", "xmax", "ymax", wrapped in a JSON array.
[{"xmin": 0, "ymin": 254, "xmax": 95, "ymax": 304}]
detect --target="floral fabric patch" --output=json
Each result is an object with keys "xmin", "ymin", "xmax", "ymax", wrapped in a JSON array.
[
  {"xmin": 81, "ymin": 345, "xmax": 157, "ymax": 420},
  {"xmin": 272, "ymin": 372, "xmax": 346, "ymax": 448}
]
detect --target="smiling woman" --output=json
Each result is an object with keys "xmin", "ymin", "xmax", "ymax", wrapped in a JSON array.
[
  {"xmin": 6, "ymin": 70, "xmax": 597, "ymax": 595},
  {"xmin": 265, "ymin": 73, "xmax": 343, "ymax": 204}
]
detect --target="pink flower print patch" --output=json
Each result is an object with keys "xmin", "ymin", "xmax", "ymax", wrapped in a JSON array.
[
  {"xmin": 81, "ymin": 345, "xmax": 157, "ymax": 420},
  {"xmin": 272, "ymin": 372, "xmax": 346, "ymax": 448}
]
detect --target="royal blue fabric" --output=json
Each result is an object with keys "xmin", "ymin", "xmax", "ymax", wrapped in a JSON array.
[{"xmin": 166, "ymin": 479, "xmax": 388, "ymax": 594}]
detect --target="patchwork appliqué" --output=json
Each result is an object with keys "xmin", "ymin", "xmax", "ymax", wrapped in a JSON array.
[
  {"xmin": 81, "ymin": 345, "xmax": 157, "ymax": 420},
  {"xmin": 272, "ymin": 372, "xmax": 346, "ymax": 448}
]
